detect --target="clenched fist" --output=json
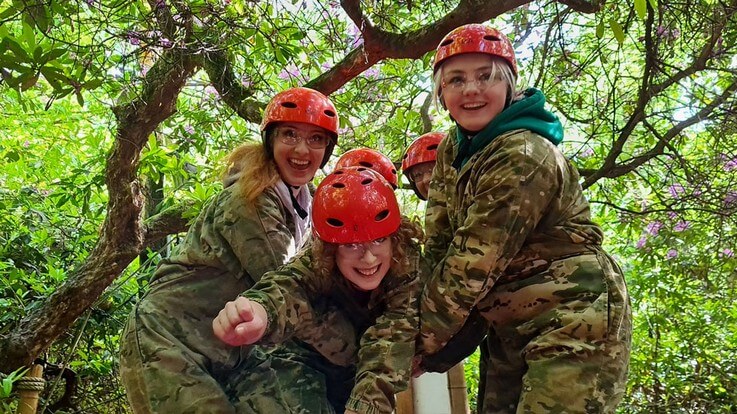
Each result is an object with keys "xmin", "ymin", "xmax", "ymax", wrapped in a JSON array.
[{"xmin": 213, "ymin": 296, "xmax": 268, "ymax": 346}]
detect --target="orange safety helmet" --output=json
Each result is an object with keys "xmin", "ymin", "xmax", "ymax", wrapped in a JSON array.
[
  {"xmin": 433, "ymin": 24, "xmax": 517, "ymax": 77},
  {"xmin": 335, "ymin": 148, "xmax": 398, "ymax": 188},
  {"xmin": 312, "ymin": 166, "xmax": 401, "ymax": 244},
  {"xmin": 401, "ymin": 132, "xmax": 444, "ymax": 173},
  {"xmin": 260, "ymin": 87, "xmax": 340, "ymax": 167}
]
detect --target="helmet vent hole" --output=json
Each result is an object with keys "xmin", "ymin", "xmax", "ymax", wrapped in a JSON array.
[
  {"xmin": 427, "ymin": 144, "xmax": 438, "ymax": 150},
  {"xmin": 281, "ymin": 102, "xmax": 298, "ymax": 108},
  {"xmin": 361, "ymin": 178, "xmax": 373, "ymax": 185},
  {"xmin": 332, "ymin": 183, "xmax": 346, "ymax": 188},
  {"xmin": 375, "ymin": 210, "xmax": 389, "ymax": 222},
  {"xmin": 324, "ymin": 109, "xmax": 336, "ymax": 117},
  {"xmin": 327, "ymin": 218, "xmax": 344, "ymax": 227},
  {"xmin": 440, "ymin": 39, "xmax": 453, "ymax": 47},
  {"xmin": 358, "ymin": 161, "xmax": 373, "ymax": 168},
  {"xmin": 484, "ymin": 35, "xmax": 501, "ymax": 41}
]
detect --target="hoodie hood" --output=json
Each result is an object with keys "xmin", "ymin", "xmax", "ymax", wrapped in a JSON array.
[{"xmin": 452, "ymin": 88, "xmax": 564, "ymax": 169}]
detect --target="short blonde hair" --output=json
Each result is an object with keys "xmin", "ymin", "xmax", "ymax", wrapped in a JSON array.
[{"xmin": 432, "ymin": 55, "xmax": 518, "ymax": 110}]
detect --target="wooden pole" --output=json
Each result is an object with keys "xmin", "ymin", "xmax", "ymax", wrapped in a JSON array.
[
  {"xmin": 395, "ymin": 379, "xmax": 415, "ymax": 414},
  {"xmin": 16, "ymin": 364, "xmax": 45, "ymax": 414},
  {"xmin": 447, "ymin": 362, "xmax": 469, "ymax": 414}
]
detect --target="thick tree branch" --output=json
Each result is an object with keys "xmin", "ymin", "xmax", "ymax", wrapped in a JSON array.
[{"xmin": 0, "ymin": 50, "xmax": 198, "ymax": 373}]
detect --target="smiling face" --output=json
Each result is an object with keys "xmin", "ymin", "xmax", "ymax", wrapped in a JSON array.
[
  {"xmin": 440, "ymin": 53, "xmax": 509, "ymax": 133},
  {"xmin": 272, "ymin": 122, "xmax": 329, "ymax": 186},
  {"xmin": 336, "ymin": 237, "xmax": 393, "ymax": 291}
]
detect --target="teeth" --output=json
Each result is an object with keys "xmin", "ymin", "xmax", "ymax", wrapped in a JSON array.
[
  {"xmin": 357, "ymin": 266, "xmax": 379, "ymax": 276},
  {"xmin": 290, "ymin": 159, "xmax": 309, "ymax": 166},
  {"xmin": 462, "ymin": 102, "xmax": 485, "ymax": 110}
]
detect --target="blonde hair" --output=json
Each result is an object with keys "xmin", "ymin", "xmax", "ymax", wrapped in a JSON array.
[
  {"xmin": 222, "ymin": 141, "xmax": 280, "ymax": 203},
  {"xmin": 432, "ymin": 55, "xmax": 518, "ymax": 110},
  {"xmin": 310, "ymin": 216, "xmax": 425, "ymax": 294}
]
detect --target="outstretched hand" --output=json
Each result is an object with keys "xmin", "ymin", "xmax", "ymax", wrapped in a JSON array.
[{"xmin": 212, "ymin": 296, "xmax": 268, "ymax": 346}]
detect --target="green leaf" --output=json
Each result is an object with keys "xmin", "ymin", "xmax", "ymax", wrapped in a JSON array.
[
  {"xmin": 609, "ymin": 18, "xmax": 625, "ymax": 44},
  {"xmin": 75, "ymin": 90, "xmax": 85, "ymax": 106},
  {"xmin": 595, "ymin": 20, "xmax": 604, "ymax": 38},
  {"xmin": 4, "ymin": 37, "xmax": 31, "ymax": 62},
  {"xmin": 41, "ymin": 48, "xmax": 67, "ymax": 64},
  {"xmin": 634, "ymin": 0, "xmax": 647, "ymax": 19}
]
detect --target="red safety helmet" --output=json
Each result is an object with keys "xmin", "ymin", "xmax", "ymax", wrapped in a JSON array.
[
  {"xmin": 401, "ymin": 132, "xmax": 444, "ymax": 173},
  {"xmin": 312, "ymin": 166, "xmax": 401, "ymax": 244},
  {"xmin": 335, "ymin": 148, "xmax": 398, "ymax": 188},
  {"xmin": 433, "ymin": 24, "xmax": 517, "ymax": 77},
  {"xmin": 260, "ymin": 87, "xmax": 340, "ymax": 167}
]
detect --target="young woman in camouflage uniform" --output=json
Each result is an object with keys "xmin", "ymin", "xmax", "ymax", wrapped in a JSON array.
[
  {"xmin": 213, "ymin": 166, "xmax": 425, "ymax": 414},
  {"xmin": 119, "ymin": 87, "xmax": 342, "ymax": 413},
  {"xmin": 416, "ymin": 24, "xmax": 632, "ymax": 413}
]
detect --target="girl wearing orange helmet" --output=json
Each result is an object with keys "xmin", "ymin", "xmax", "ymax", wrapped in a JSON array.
[
  {"xmin": 417, "ymin": 24, "xmax": 632, "ymax": 413},
  {"xmin": 401, "ymin": 131, "xmax": 445, "ymax": 200},
  {"xmin": 214, "ymin": 167, "xmax": 425, "ymax": 414},
  {"xmin": 120, "ymin": 87, "xmax": 343, "ymax": 413}
]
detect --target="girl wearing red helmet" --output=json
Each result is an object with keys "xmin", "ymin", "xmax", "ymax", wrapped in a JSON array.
[
  {"xmin": 401, "ymin": 131, "xmax": 445, "ymax": 200},
  {"xmin": 120, "ymin": 87, "xmax": 343, "ymax": 412},
  {"xmin": 417, "ymin": 24, "xmax": 632, "ymax": 413},
  {"xmin": 335, "ymin": 147, "xmax": 399, "ymax": 188},
  {"xmin": 214, "ymin": 167, "xmax": 425, "ymax": 414}
]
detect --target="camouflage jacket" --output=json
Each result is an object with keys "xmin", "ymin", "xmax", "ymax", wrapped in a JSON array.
[
  {"xmin": 420, "ymin": 128, "xmax": 605, "ymax": 355},
  {"xmin": 150, "ymin": 179, "xmax": 304, "ymax": 289},
  {"xmin": 244, "ymin": 241, "xmax": 423, "ymax": 414}
]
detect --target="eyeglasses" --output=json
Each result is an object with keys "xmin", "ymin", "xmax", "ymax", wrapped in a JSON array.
[
  {"xmin": 408, "ymin": 164, "xmax": 434, "ymax": 183},
  {"xmin": 338, "ymin": 237, "xmax": 391, "ymax": 258},
  {"xmin": 275, "ymin": 127, "xmax": 330, "ymax": 149},
  {"xmin": 441, "ymin": 71, "xmax": 498, "ymax": 93}
]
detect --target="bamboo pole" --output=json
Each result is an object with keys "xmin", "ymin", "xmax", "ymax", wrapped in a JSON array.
[
  {"xmin": 447, "ymin": 362, "xmax": 469, "ymax": 414},
  {"xmin": 16, "ymin": 364, "xmax": 45, "ymax": 414}
]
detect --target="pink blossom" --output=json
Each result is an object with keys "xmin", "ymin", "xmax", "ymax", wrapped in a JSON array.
[
  {"xmin": 184, "ymin": 125, "xmax": 195, "ymax": 135},
  {"xmin": 667, "ymin": 212, "xmax": 678, "ymax": 219},
  {"xmin": 666, "ymin": 249, "xmax": 678, "ymax": 259},
  {"xmin": 724, "ymin": 157, "xmax": 737, "ymax": 171},
  {"xmin": 725, "ymin": 191, "xmax": 737, "ymax": 206},
  {"xmin": 160, "ymin": 38, "xmax": 173, "ymax": 48},
  {"xmin": 721, "ymin": 248, "xmax": 734, "ymax": 258},
  {"xmin": 205, "ymin": 85, "xmax": 219, "ymax": 98}
]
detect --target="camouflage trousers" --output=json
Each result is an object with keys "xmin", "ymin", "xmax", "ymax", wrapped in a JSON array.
[
  {"xmin": 475, "ymin": 250, "xmax": 632, "ymax": 414},
  {"xmin": 226, "ymin": 343, "xmax": 356, "ymax": 413}
]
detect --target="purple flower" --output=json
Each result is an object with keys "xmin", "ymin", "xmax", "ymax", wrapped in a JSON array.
[
  {"xmin": 725, "ymin": 191, "xmax": 737, "ymax": 206},
  {"xmin": 155, "ymin": 0, "xmax": 166, "ymax": 9},
  {"xmin": 669, "ymin": 183, "xmax": 685, "ymax": 198},
  {"xmin": 362, "ymin": 67, "xmax": 380, "ymax": 79},
  {"xmin": 184, "ymin": 125, "xmax": 195, "ymax": 135},
  {"xmin": 673, "ymin": 221, "xmax": 690, "ymax": 232},
  {"xmin": 636, "ymin": 237, "xmax": 647, "ymax": 249},
  {"xmin": 160, "ymin": 38, "xmax": 173, "ymax": 48},
  {"xmin": 721, "ymin": 248, "xmax": 734, "ymax": 258},
  {"xmin": 724, "ymin": 157, "xmax": 737, "ymax": 171},
  {"xmin": 667, "ymin": 211, "xmax": 678, "ymax": 219},
  {"xmin": 128, "ymin": 31, "xmax": 141, "ymax": 45},
  {"xmin": 666, "ymin": 249, "xmax": 678, "ymax": 259},
  {"xmin": 646, "ymin": 221, "xmax": 663, "ymax": 236},
  {"xmin": 240, "ymin": 75, "xmax": 252, "ymax": 88},
  {"xmin": 278, "ymin": 64, "xmax": 301, "ymax": 80}
]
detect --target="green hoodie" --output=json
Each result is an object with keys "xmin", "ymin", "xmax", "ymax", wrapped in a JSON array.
[{"xmin": 452, "ymin": 88, "xmax": 564, "ymax": 170}]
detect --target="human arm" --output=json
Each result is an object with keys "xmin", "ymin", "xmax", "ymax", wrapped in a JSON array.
[
  {"xmin": 420, "ymin": 133, "xmax": 560, "ymax": 354},
  {"xmin": 208, "ymin": 186, "xmax": 299, "ymax": 283}
]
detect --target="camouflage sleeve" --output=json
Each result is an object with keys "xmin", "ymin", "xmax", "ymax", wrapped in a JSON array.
[
  {"xmin": 423, "ymin": 134, "xmax": 455, "ymax": 271},
  {"xmin": 242, "ymin": 249, "xmax": 319, "ymax": 344},
  {"xmin": 420, "ymin": 132, "xmax": 560, "ymax": 354},
  {"xmin": 245, "ymin": 248, "xmax": 361, "ymax": 366},
  {"xmin": 210, "ymin": 186, "xmax": 296, "ymax": 283},
  {"xmin": 346, "ymin": 246, "xmax": 423, "ymax": 414}
]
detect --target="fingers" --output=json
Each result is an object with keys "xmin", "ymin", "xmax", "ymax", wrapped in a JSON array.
[{"xmin": 213, "ymin": 297, "xmax": 262, "ymax": 346}]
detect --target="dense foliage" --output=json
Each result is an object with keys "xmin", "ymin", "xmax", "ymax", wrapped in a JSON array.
[{"xmin": 1, "ymin": 0, "xmax": 735, "ymax": 412}]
